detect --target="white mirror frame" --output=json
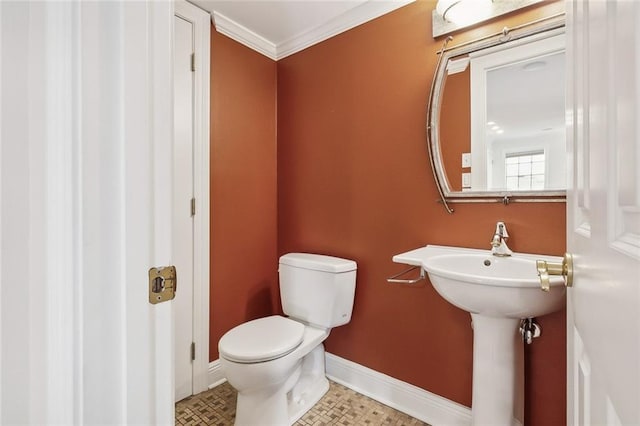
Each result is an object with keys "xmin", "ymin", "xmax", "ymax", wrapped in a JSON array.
[{"xmin": 426, "ymin": 13, "xmax": 565, "ymax": 213}]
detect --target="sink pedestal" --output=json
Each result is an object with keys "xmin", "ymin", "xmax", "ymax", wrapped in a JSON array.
[
  {"xmin": 392, "ymin": 245, "xmax": 567, "ymax": 426},
  {"xmin": 471, "ymin": 314, "xmax": 524, "ymax": 426}
]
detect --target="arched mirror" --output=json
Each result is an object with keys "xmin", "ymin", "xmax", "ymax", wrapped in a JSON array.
[{"xmin": 427, "ymin": 14, "xmax": 565, "ymax": 213}]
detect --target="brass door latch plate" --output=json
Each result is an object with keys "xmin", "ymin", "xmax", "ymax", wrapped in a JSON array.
[{"xmin": 149, "ymin": 266, "xmax": 177, "ymax": 304}]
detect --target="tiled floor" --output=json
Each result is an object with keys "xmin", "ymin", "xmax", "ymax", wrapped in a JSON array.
[{"xmin": 176, "ymin": 380, "xmax": 430, "ymax": 426}]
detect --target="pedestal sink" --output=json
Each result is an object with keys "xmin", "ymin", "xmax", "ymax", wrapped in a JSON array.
[{"xmin": 393, "ymin": 245, "xmax": 566, "ymax": 426}]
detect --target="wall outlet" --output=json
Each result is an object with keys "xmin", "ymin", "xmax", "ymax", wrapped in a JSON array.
[
  {"xmin": 462, "ymin": 152, "xmax": 471, "ymax": 168},
  {"xmin": 462, "ymin": 172, "xmax": 471, "ymax": 188}
]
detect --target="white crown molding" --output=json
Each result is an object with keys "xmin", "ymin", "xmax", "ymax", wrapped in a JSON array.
[
  {"xmin": 209, "ymin": 353, "xmax": 471, "ymax": 425},
  {"xmin": 211, "ymin": 1, "xmax": 415, "ymax": 61},
  {"xmin": 276, "ymin": 0, "xmax": 414, "ymax": 60},
  {"xmin": 212, "ymin": 11, "xmax": 278, "ymax": 60}
]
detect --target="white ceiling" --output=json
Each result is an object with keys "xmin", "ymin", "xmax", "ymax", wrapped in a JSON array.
[
  {"xmin": 487, "ymin": 51, "xmax": 565, "ymax": 139},
  {"xmin": 190, "ymin": 0, "xmax": 415, "ymax": 60}
]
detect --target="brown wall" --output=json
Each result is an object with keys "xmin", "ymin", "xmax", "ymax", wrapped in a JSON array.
[
  {"xmin": 277, "ymin": 1, "xmax": 566, "ymax": 425},
  {"xmin": 209, "ymin": 30, "xmax": 278, "ymax": 361},
  {"xmin": 441, "ymin": 68, "xmax": 470, "ymax": 191}
]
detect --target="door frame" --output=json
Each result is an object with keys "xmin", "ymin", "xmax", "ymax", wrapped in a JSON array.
[{"xmin": 174, "ymin": 0, "xmax": 211, "ymax": 395}]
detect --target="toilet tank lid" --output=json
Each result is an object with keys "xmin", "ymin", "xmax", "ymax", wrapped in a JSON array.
[{"xmin": 279, "ymin": 253, "xmax": 357, "ymax": 273}]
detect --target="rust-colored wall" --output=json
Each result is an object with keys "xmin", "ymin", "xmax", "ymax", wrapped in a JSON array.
[
  {"xmin": 277, "ymin": 1, "xmax": 565, "ymax": 425},
  {"xmin": 440, "ymin": 68, "xmax": 470, "ymax": 191},
  {"xmin": 209, "ymin": 30, "xmax": 278, "ymax": 361}
]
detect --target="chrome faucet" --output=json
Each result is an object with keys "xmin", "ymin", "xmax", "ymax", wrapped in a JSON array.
[{"xmin": 490, "ymin": 221, "xmax": 513, "ymax": 257}]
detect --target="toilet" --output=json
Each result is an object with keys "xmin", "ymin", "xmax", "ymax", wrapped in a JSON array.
[{"xmin": 218, "ymin": 253, "xmax": 357, "ymax": 426}]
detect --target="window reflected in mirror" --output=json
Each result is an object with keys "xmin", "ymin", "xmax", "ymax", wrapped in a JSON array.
[{"xmin": 504, "ymin": 151, "xmax": 545, "ymax": 191}]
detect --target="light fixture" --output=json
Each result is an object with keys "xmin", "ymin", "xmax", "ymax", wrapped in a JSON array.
[
  {"xmin": 436, "ymin": 0, "xmax": 493, "ymax": 27},
  {"xmin": 435, "ymin": 0, "xmax": 459, "ymax": 21},
  {"xmin": 432, "ymin": 0, "xmax": 544, "ymax": 38}
]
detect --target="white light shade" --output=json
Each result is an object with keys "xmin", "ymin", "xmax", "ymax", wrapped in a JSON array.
[
  {"xmin": 436, "ymin": 0, "xmax": 493, "ymax": 26},
  {"xmin": 435, "ymin": 0, "xmax": 460, "ymax": 17}
]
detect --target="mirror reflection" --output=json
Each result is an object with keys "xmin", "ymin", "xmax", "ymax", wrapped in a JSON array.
[
  {"xmin": 482, "ymin": 46, "xmax": 565, "ymax": 192},
  {"xmin": 431, "ymin": 18, "xmax": 566, "ymax": 201}
]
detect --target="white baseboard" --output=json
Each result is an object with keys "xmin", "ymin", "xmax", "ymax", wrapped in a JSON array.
[
  {"xmin": 325, "ymin": 353, "xmax": 472, "ymax": 426},
  {"xmin": 208, "ymin": 359, "xmax": 226, "ymax": 389},
  {"xmin": 209, "ymin": 354, "xmax": 471, "ymax": 425}
]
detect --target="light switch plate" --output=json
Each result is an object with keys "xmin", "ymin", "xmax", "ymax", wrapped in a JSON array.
[
  {"xmin": 462, "ymin": 172, "xmax": 471, "ymax": 188},
  {"xmin": 462, "ymin": 153, "xmax": 471, "ymax": 168}
]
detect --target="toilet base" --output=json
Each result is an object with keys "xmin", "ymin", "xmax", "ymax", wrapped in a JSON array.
[
  {"xmin": 288, "ymin": 375, "xmax": 329, "ymax": 423},
  {"xmin": 288, "ymin": 345, "xmax": 330, "ymax": 423},
  {"xmin": 233, "ymin": 344, "xmax": 330, "ymax": 426},
  {"xmin": 235, "ymin": 383, "xmax": 291, "ymax": 426}
]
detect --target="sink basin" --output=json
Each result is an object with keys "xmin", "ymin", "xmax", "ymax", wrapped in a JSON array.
[
  {"xmin": 393, "ymin": 244, "xmax": 565, "ymax": 319},
  {"xmin": 393, "ymin": 244, "xmax": 567, "ymax": 426},
  {"xmin": 422, "ymin": 249, "xmax": 565, "ymax": 318}
]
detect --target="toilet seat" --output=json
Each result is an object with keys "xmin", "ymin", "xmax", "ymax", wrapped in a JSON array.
[{"xmin": 219, "ymin": 315, "xmax": 305, "ymax": 363}]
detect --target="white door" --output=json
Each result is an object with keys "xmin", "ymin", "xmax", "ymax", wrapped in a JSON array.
[
  {"xmin": 173, "ymin": 0, "xmax": 211, "ymax": 402},
  {"xmin": 174, "ymin": 10, "xmax": 196, "ymax": 402},
  {"xmin": 1, "ymin": 2, "xmax": 174, "ymax": 423},
  {"xmin": 566, "ymin": 0, "xmax": 640, "ymax": 424}
]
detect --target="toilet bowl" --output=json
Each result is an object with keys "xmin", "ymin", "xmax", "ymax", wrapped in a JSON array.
[
  {"xmin": 219, "ymin": 316, "xmax": 330, "ymax": 425},
  {"xmin": 218, "ymin": 253, "xmax": 357, "ymax": 426}
]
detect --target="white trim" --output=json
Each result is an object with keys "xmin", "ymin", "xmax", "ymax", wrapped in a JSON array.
[
  {"xmin": 211, "ymin": 1, "xmax": 414, "ymax": 61},
  {"xmin": 325, "ymin": 353, "xmax": 472, "ymax": 426},
  {"xmin": 212, "ymin": 11, "xmax": 277, "ymax": 60},
  {"xmin": 192, "ymin": 2, "xmax": 212, "ymax": 397},
  {"xmin": 208, "ymin": 360, "xmax": 227, "ymax": 389},
  {"xmin": 174, "ymin": 0, "xmax": 212, "ymax": 398},
  {"xmin": 208, "ymin": 354, "xmax": 471, "ymax": 425},
  {"xmin": 0, "ymin": 2, "xmax": 3, "ymax": 418}
]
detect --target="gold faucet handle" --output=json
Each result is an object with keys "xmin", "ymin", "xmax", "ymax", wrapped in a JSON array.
[
  {"xmin": 536, "ymin": 253, "xmax": 574, "ymax": 292},
  {"xmin": 536, "ymin": 260, "xmax": 551, "ymax": 291}
]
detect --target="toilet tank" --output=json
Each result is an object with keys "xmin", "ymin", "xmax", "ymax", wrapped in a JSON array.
[{"xmin": 279, "ymin": 253, "xmax": 357, "ymax": 329}]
